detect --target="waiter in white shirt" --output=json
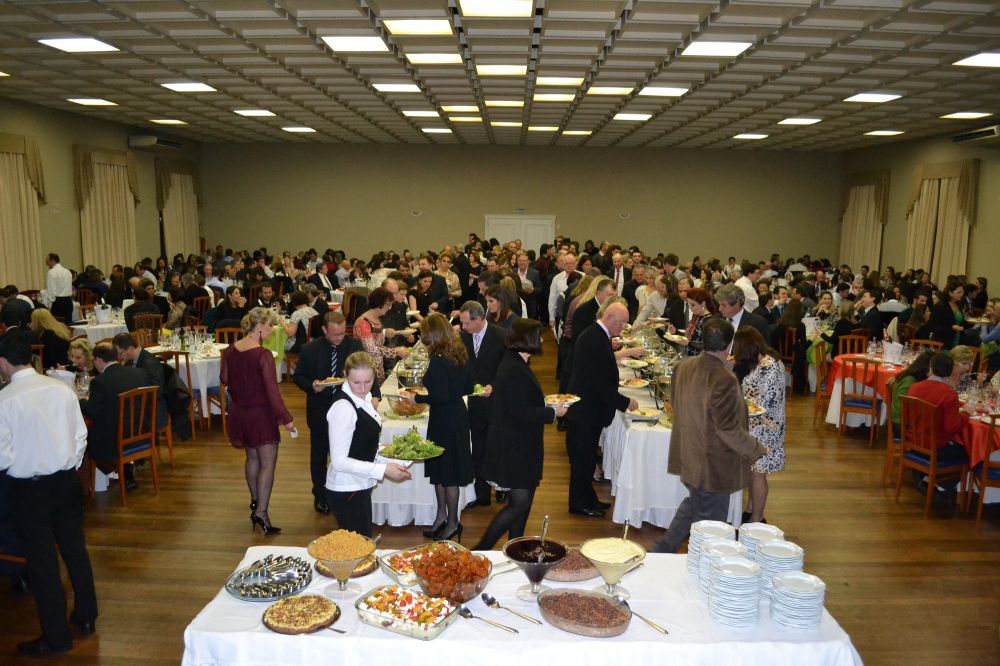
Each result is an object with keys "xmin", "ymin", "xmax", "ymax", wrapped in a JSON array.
[
  {"xmin": 44, "ymin": 253, "xmax": 74, "ymax": 323},
  {"xmin": 0, "ymin": 331, "xmax": 97, "ymax": 656},
  {"xmin": 547, "ymin": 254, "xmax": 580, "ymax": 331}
]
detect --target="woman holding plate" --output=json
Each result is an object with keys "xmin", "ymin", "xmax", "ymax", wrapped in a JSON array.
[
  {"xmin": 325, "ymin": 352, "xmax": 411, "ymax": 536},
  {"xmin": 667, "ymin": 287, "xmax": 715, "ymax": 356}
]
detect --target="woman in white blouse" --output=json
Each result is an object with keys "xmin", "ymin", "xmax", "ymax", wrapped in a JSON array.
[{"xmin": 325, "ymin": 352, "xmax": 411, "ymax": 536}]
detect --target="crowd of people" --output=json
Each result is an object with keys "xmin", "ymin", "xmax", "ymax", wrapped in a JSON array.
[{"xmin": 0, "ymin": 236, "xmax": 996, "ymax": 656}]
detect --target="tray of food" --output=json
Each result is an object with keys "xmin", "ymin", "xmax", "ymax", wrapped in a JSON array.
[
  {"xmin": 626, "ymin": 408, "xmax": 661, "ymax": 422},
  {"xmin": 547, "ymin": 547, "xmax": 601, "ymax": 582},
  {"xmin": 225, "ymin": 554, "xmax": 313, "ymax": 602},
  {"xmin": 620, "ymin": 359, "xmax": 648, "ymax": 369},
  {"xmin": 379, "ymin": 429, "xmax": 444, "ymax": 460},
  {"xmin": 745, "ymin": 399, "xmax": 766, "ymax": 417},
  {"xmin": 413, "ymin": 543, "xmax": 492, "ymax": 603},
  {"xmin": 619, "ymin": 378, "xmax": 649, "ymax": 389},
  {"xmin": 355, "ymin": 584, "xmax": 459, "ymax": 640},
  {"xmin": 385, "ymin": 394, "xmax": 428, "ymax": 419},
  {"xmin": 316, "ymin": 376, "xmax": 345, "ymax": 387},
  {"xmin": 315, "ymin": 554, "xmax": 378, "ymax": 579},
  {"xmin": 262, "ymin": 594, "xmax": 340, "ymax": 635},
  {"xmin": 544, "ymin": 393, "xmax": 581, "ymax": 406},
  {"xmin": 378, "ymin": 541, "xmax": 468, "ymax": 587},
  {"xmin": 537, "ymin": 588, "xmax": 631, "ymax": 637}
]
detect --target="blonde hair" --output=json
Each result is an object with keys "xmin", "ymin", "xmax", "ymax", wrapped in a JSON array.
[
  {"xmin": 344, "ymin": 351, "xmax": 376, "ymax": 376},
  {"xmin": 836, "ymin": 300, "xmax": 856, "ymax": 323},
  {"xmin": 69, "ymin": 338, "xmax": 94, "ymax": 370},
  {"xmin": 949, "ymin": 345, "xmax": 976, "ymax": 366},
  {"xmin": 30, "ymin": 308, "xmax": 71, "ymax": 341},
  {"xmin": 241, "ymin": 306, "xmax": 278, "ymax": 334},
  {"xmin": 570, "ymin": 275, "xmax": 594, "ymax": 299}
]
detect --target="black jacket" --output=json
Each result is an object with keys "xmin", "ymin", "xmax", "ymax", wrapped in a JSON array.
[
  {"xmin": 570, "ymin": 298, "xmax": 600, "ymax": 345},
  {"xmin": 857, "ymin": 306, "xmax": 884, "ymax": 340},
  {"xmin": 567, "ymin": 322, "xmax": 630, "ymax": 429},
  {"xmin": 124, "ymin": 301, "xmax": 160, "ymax": 332},
  {"xmin": 292, "ymin": 335, "xmax": 374, "ymax": 428},
  {"xmin": 461, "ymin": 323, "xmax": 507, "ymax": 436},
  {"xmin": 927, "ymin": 301, "xmax": 970, "ymax": 349},
  {"xmin": 132, "ymin": 348, "xmax": 169, "ymax": 429},
  {"xmin": 81, "ymin": 363, "xmax": 153, "ymax": 465}
]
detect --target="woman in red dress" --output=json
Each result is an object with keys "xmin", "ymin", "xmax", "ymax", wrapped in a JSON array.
[{"xmin": 220, "ymin": 307, "xmax": 295, "ymax": 534}]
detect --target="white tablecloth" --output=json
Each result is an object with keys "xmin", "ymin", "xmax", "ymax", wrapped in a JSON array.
[
  {"xmin": 603, "ymin": 365, "xmax": 742, "ymax": 528},
  {"xmin": 182, "ymin": 546, "xmax": 863, "ymax": 666},
  {"xmin": 824, "ymin": 378, "xmax": 888, "ymax": 428},
  {"xmin": 71, "ymin": 322, "xmax": 128, "ymax": 344},
  {"xmin": 370, "ymin": 373, "xmax": 475, "ymax": 526},
  {"xmin": 147, "ymin": 345, "xmax": 227, "ymax": 415}
]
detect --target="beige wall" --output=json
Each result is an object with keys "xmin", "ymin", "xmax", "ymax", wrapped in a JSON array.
[
  {"xmin": 841, "ymin": 137, "xmax": 1000, "ymax": 288},
  {"xmin": 0, "ymin": 97, "xmax": 198, "ymax": 282},
  {"xmin": 201, "ymin": 144, "xmax": 842, "ymax": 263}
]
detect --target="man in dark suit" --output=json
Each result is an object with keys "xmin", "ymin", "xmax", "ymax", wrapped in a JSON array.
[
  {"xmin": 856, "ymin": 290, "xmax": 883, "ymax": 340},
  {"xmin": 515, "ymin": 253, "xmax": 541, "ymax": 319},
  {"xmin": 123, "ymin": 288, "xmax": 160, "ymax": 332},
  {"xmin": 665, "ymin": 278, "xmax": 692, "ymax": 330},
  {"xmin": 458, "ymin": 301, "xmax": 507, "ymax": 508},
  {"xmin": 292, "ymin": 310, "xmax": 375, "ymax": 514},
  {"xmin": 140, "ymin": 279, "xmax": 170, "ymax": 318},
  {"xmin": 80, "ymin": 343, "xmax": 151, "ymax": 488},
  {"xmin": 307, "ymin": 261, "xmax": 335, "ymax": 297},
  {"xmin": 714, "ymin": 284, "xmax": 771, "ymax": 344},
  {"xmin": 565, "ymin": 302, "xmax": 641, "ymax": 517},
  {"xmin": 416, "ymin": 255, "xmax": 450, "ymax": 312},
  {"xmin": 302, "ymin": 284, "xmax": 330, "ymax": 338},
  {"xmin": 622, "ymin": 264, "xmax": 646, "ymax": 322},
  {"xmin": 604, "ymin": 252, "xmax": 632, "ymax": 296},
  {"xmin": 753, "ymin": 289, "xmax": 779, "ymax": 325},
  {"xmin": 112, "ymin": 333, "xmax": 168, "ymax": 434}
]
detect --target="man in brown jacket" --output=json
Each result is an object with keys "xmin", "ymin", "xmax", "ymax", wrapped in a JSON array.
[{"xmin": 652, "ymin": 318, "xmax": 767, "ymax": 553}]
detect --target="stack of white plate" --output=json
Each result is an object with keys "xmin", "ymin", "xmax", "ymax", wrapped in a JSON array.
[
  {"xmin": 738, "ymin": 522, "xmax": 784, "ymax": 561},
  {"xmin": 755, "ymin": 540, "xmax": 804, "ymax": 599},
  {"xmin": 708, "ymin": 556, "xmax": 761, "ymax": 627},
  {"xmin": 698, "ymin": 538, "xmax": 747, "ymax": 594},
  {"xmin": 769, "ymin": 571, "xmax": 826, "ymax": 629},
  {"xmin": 687, "ymin": 520, "xmax": 736, "ymax": 574}
]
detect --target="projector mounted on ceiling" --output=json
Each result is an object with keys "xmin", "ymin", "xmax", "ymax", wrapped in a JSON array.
[
  {"xmin": 128, "ymin": 134, "xmax": 182, "ymax": 151},
  {"xmin": 951, "ymin": 125, "xmax": 1000, "ymax": 144}
]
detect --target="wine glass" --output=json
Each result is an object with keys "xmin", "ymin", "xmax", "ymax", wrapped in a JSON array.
[
  {"xmin": 580, "ymin": 537, "xmax": 646, "ymax": 600},
  {"xmin": 502, "ymin": 536, "xmax": 568, "ymax": 601}
]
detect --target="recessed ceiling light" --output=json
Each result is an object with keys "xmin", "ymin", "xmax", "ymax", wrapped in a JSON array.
[
  {"xmin": 321, "ymin": 36, "xmax": 388, "ymax": 52},
  {"xmin": 161, "ymin": 82, "xmax": 216, "ymax": 92},
  {"xmin": 67, "ymin": 98, "xmax": 116, "ymax": 106},
  {"xmin": 0, "ymin": 71, "xmax": 9, "ymax": 77},
  {"xmin": 536, "ymin": 76, "xmax": 583, "ymax": 86},
  {"xmin": 953, "ymin": 52, "xmax": 1000, "ymax": 68},
  {"xmin": 940, "ymin": 111, "xmax": 992, "ymax": 120},
  {"xmin": 234, "ymin": 109, "xmax": 275, "ymax": 117},
  {"xmin": 449, "ymin": 116, "xmax": 482, "ymax": 122},
  {"xmin": 442, "ymin": 105, "xmax": 478, "ymax": 112},
  {"xmin": 562, "ymin": 130, "xmax": 592, "ymax": 136},
  {"xmin": 458, "ymin": 0, "xmax": 533, "ymax": 18},
  {"xmin": 491, "ymin": 121, "xmax": 522, "ymax": 127},
  {"xmin": 403, "ymin": 110, "xmax": 439, "ymax": 118},
  {"xmin": 373, "ymin": 83, "xmax": 421, "ymax": 93},
  {"xmin": 485, "ymin": 99, "xmax": 523, "ymax": 107},
  {"xmin": 39, "ymin": 37, "xmax": 118, "ymax": 53},
  {"xmin": 406, "ymin": 53, "xmax": 463, "ymax": 65},
  {"xmin": 282, "ymin": 126, "xmax": 316, "ymax": 133},
  {"xmin": 778, "ymin": 117, "xmax": 822, "ymax": 125},
  {"xmin": 734, "ymin": 133, "xmax": 768, "ymax": 140},
  {"xmin": 150, "ymin": 119, "xmax": 186, "ymax": 125},
  {"xmin": 638, "ymin": 86, "xmax": 687, "ymax": 97},
  {"xmin": 844, "ymin": 92, "xmax": 900, "ymax": 103},
  {"xmin": 534, "ymin": 93, "xmax": 575, "ymax": 102},
  {"xmin": 588, "ymin": 86, "xmax": 633, "ymax": 96},
  {"xmin": 477, "ymin": 64, "xmax": 527, "ymax": 76},
  {"xmin": 682, "ymin": 41, "xmax": 752, "ymax": 57},
  {"xmin": 864, "ymin": 130, "xmax": 904, "ymax": 136},
  {"xmin": 422, "ymin": 128, "xmax": 453, "ymax": 134},
  {"xmin": 528, "ymin": 126, "xmax": 559, "ymax": 132},
  {"xmin": 613, "ymin": 113, "xmax": 651, "ymax": 121},
  {"xmin": 384, "ymin": 20, "xmax": 452, "ymax": 35}
]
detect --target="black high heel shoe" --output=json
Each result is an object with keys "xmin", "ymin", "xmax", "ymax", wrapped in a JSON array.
[
  {"xmin": 250, "ymin": 513, "xmax": 282, "ymax": 535},
  {"xmin": 436, "ymin": 523, "xmax": 463, "ymax": 543},
  {"xmin": 421, "ymin": 521, "xmax": 446, "ymax": 540},
  {"xmin": 250, "ymin": 499, "xmax": 257, "ymax": 513}
]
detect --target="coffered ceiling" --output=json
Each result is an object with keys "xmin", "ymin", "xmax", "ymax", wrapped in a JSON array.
[{"xmin": 1, "ymin": 0, "xmax": 999, "ymax": 150}]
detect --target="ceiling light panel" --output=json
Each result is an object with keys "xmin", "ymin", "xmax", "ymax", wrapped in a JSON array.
[
  {"xmin": 536, "ymin": 77, "xmax": 584, "ymax": 86},
  {"xmin": 778, "ymin": 117, "xmax": 822, "ymax": 125},
  {"xmin": 477, "ymin": 64, "xmax": 527, "ymax": 76},
  {"xmin": 534, "ymin": 93, "xmax": 576, "ymax": 102},
  {"xmin": 734, "ymin": 133, "xmax": 768, "ymax": 139},
  {"xmin": 485, "ymin": 100, "xmax": 524, "ymax": 107},
  {"xmin": 422, "ymin": 128, "xmax": 453, "ymax": 134},
  {"xmin": 161, "ymin": 82, "xmax": 216, "ymax": 92},
  {"xmin": 403, "ymin": 110, "xmax": 440, "ymax": 117},
  {"xmin": 939, "ymin": 112, "xmax": 992, "ymax": 120},
  {"xmin": 459, "ymin": 1, "xmax": 534, "ymax": 18},
  {"xmin": 442, "ymin": 105, "xmax": 479, "ymax": 112},
  {"xmin": 844, "ymin": 92, "xmax": 901, "ymax": 103},
  {"xmin": 614, "ymin": 113, "xmax": 652, "ymax": 121},
  {"xmin": 638, "ymin": 87, "xmax": 688, "ymax": 97},
  {"xmin": 67, "ymin": 98, "xmax": 116, "ymax": 106},
  {"xmin": 234, "ymin": 109, "xmax": 275, "ymax": 117},
  {"xmin": 588, "ymin": 87, "xmax": 634, "ymax": 95},
  {"xmin": 406, "ymin": 53, "xmax": 463, "ymax": 64},
  {"xmin": 321, "ymin": 36, "xmax": 389, "ymax": 52},
  {"xmin": 39, "ymin": 37, "xmax": 117, "ymax": 53},
  {"xmin": 384, "ymin": 20, "xmax": 453, "ymax": 36},
  {"xmin": 282, "ymin": 127, "xmax": 316, "ymax": 133},
  {"xmin": 953, "ymin": 53, "xmax": 1000, "ymax": 68},
  {"xmin": 864, "ymin": 130, "xmax": 904, "ymax": 136},
  {"xmin": 491, "ymin": 121, "xmax": 522, "ymax": 127},
  {"xmin": 682, "ymin": 42, "xmax": 753, "ymax": 57},
  {"xmin": 150, "ymin": 119, "xmax": 186, "ymax": 125},
  {"xmin": 373, "ymin": 83, "xmax": 422, "ymax": 93}
]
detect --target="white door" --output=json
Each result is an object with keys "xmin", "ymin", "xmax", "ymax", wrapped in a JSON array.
[{"xmin": 484, "ymin": 215, "xmax": 555, "ymax": 255}]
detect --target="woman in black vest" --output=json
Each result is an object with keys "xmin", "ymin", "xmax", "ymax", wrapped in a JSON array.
[{"xmin": 325, "ymin": 352, "xmax": 411, "ymax": 536}]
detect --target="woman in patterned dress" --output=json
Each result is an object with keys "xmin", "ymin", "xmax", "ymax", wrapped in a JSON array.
[{"xmin": 732, "ymin": 327, "xmax": 785, "ymax": 524}]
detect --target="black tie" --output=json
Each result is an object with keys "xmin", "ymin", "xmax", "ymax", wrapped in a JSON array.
[{"xmin": 330, "ymin": 344, "xmax": 339, "ymax": 377}]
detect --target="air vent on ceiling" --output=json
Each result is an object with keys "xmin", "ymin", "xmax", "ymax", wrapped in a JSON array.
[
  {"xmin": 128, "ymin": 134, "xmax": 182, "ymax": 151},
  {"xmin": 951, "ymin": 125, "xmax": 1000, "ymax": 144}
]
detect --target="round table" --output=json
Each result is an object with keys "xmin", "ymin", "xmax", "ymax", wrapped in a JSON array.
[
  {"xmin": 824, "ymin": 354, "xmax": 903, "ymax": 427},
  {"xmin": 71, "ymin": 322, "xmax": 128, "ymax": 344}
]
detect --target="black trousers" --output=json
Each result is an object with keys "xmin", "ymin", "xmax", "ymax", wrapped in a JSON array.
[
  {"xmin": 469, "ymin": 412, "xmax": 491, "ymax": 504},
  {"xmin": 9, "ymin": 469, "xmax": 97, "ymax": 647},
  {"xmin": 308, "ymin": 415, "xmax": 329, "ymax": 502},
  {"xmin": 326, "ymin": 487, "xmax": 373, "ymax": 537},
  {"xmin": 565, "ymin": 419, "xmax": 601, "ymax": 511},
  {"xmin": 51, "ymin": 296, "xmax": 74, "ymax": 323}
]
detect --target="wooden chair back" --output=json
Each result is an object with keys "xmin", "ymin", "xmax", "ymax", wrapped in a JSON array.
[
  {"xmin": 215, "ymin": 327, "xmax": 243, "ymax": 345},
  {"xmin": 838, "ymin": 334, "xmax": 866, "ymax": 356},
  {"xmin": 154, "ymin": 349, "xmax": 196, "ymax": 442},
  {"xmin": 113, "ymin": 386, "xmax": 160, "ymax": 506},
  {"xmin": 182, "ymin": 315, "xmax": 200, "ymax": 329},
  {"xmin": 974, "ymin": 413, "xmax": 1000, "ymax": 527},
  {"xmin": 962, "ymin": 345, "xmax": 990, "ymax": 376},
  {"xmin": 838, "ymin": 356, "xmax": 881, "ymax": 447},
  {"xmin": 134, "ymin": 329, "xmax": 155, "ymax": 349},
  {"xmin": 96, "ymin": 337, "xmax": 115, "ymax": 347},
  {"xmin": 850, "ymin": 327, "xmax": 871, "ymax": 339},
  {"xmin": 911, "ymin": 338, "xmax": 943, "ymax": 352},
  {"xmin": 193, "ymin": 296, "xmax": 211, "ymax": 319},
  {"xmin": 134, "ymin": 313, "xmax": 163, "ymax": 336},
  {"xmin": 76, "ymin": 288, "xmax": 98, "ymax": 307},
  {"xmin": 812, "ymin": 340, "xmax": 830, "ymax": 425},
  {"xmin": 897, "ymin": 323, "xmax": 917, "ymax": 345},
  {"xmin": 246, "ymin": 284, "xmax": 262, "ymax": 306},
  {"xmin": 778, "ymin": 327, "xmax": 797, "ymax": 365},
  {"xmin": 895, "ymin": 395, "xmax": 969, "ymax": 516},
  {"xmin": 883, "ymin": 376, "xmax": 902, "ymax": 483}
]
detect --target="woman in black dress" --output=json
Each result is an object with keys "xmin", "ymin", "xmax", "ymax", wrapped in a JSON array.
[
  {"xmin": 472, "ymin": 319, "xmax": 566, "ymax": 550},
  {"xmin": 927, "ymin": 279, "xmax": 972, "ymax": 350},
  {"xmin": 406, "ymin": 313, "xmax": 474, "ymax": 542}
]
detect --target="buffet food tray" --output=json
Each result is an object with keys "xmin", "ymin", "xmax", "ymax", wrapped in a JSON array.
[
  {"xmin": 377, "ymin": 540, "xmax": 466, "ymax": 587},
  {"xmin": 225, "ymin": 555, "xmax": 312, "ymax": 602},
  {"xmin": 355, "ymin": 584, "xmax": 459, "ymax": 640}
]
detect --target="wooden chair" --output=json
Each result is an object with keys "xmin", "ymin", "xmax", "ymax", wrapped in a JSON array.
[
  {"xmin": 838, "ymin": 356, "xmax": 881, "ymax": 447},
  {"xmin": 911, "ymin": 338, "xmax": 943, "ymax": 352},
  {"xmin": 838, "ymin": 334, "xmax": 866, "ymax": 357},
  {"xmin": 246, "ymin": 284, "xmax": 262, "ymax": 306},
  {"xmin": 182, "ymin": 315, "xmax": 200, "ymax": 329},
  {"xmin": 193, "ymin": 296, "xmax": 211, "ymax": 321},
  {"xmin": 812, "ymin": 340, "xmax": 830, "ymax": 425},
  {"xmin": 971, "ymin": 413, "xmax": 1000, "ymax": 527},
  {"xmin": 92, "ymin": 386, "xmax": 160, "ymax": 507},
  {"xmin": 962, "ymin": 345, "xmax": 990, "ymax": 376},
  {"xmin": 134, "ymin": 329, "xmax": 156, "ymax": 349},
  {"xmin": 894, "ymin": 395, "xmax": 969, "ymax": 517},
  {"xmin": 76, "ymin": 288, "xmax": 98, "ymax": 315},
  {"xmin": 134, "ymin": 313, "xmax": 163, "ymax": 339},
  {"xmin": 897, "ymin": 323, "xmax": 917, "ymax": 345},
  {"xmin": 883, "ymin": 377, "xmax": 903, "ymax": 484},
  {"xmin": 215, "ymin": 327, "xmax": 243, "ymax": 345},
  {"xmin": 850, "ymin": 327, "xmax": 871, "ymax": 339},
  {"xmin": 154, "ymin": 350, "xmax": 196, "ymax": 441}
]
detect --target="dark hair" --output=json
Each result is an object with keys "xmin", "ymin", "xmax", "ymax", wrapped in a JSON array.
[
  {"xmin": 0, "ymin": 330, "xmax": 33, "ymax": 365},
  {"xmin": 415, "ymin": 269, "xmax": 434, "ymax": 288},
  {"xmin": 289, "ymin": 291, "xmax": 309, "ymax": 308},
  {"xmin": 896, "ymin": 351, "xmax": 934, "ymax": 385},
  {"xmin": 226, "ymin": 285, "xmax": 240, "ymax": 298},
  {"xmin": 169, "ymin": 287, "xmax": 186, "ymax": 304},
  {"xmin": 686, "ymin": 287, "xmax": 716, "ymax": 314},
  {"xmin": 420, "ymin": 313, "xmax": 467, "ymax": 366},
  {"xmin": 777, "ymin": 299, "xmax": 804, "ymax": 328},
  {"xmin": 665, "ymin": 253, "xmax": 679, "ymax": 266},
  {"xmin": 929, "ymin": 352, "xmax": 954, "ymax": 379},
  {"xmin": 835, "ymin": 282, "xmax": 850, "ymax": 293},
  {"xmin": 731, "ymin": 327, "xmax": 778, "ymax": 382},
  {"xmin": 367, "ymin": 287, "xmax": 392, "ymax": 310},
  {"xmin": 93, "ymin": 342, "xmax": 118, "ymax": 363},
  {"xmin": 505, "ymin": 317, "xmax": 542, "ymax": 354},
  {"xmin": 47, "ymin": 253, "xmax": 60, "ymax": 263},
  {"xmin": 112, "ymin": 332, "xmax": 138, "ymax": 350},
  {"xmin": 702, "ymin": 317, "xmax": 735, "ymax": 352}
]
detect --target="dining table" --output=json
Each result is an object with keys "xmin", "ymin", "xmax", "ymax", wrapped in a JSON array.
[
  {"xmin": 182, "ymin": 545, "xmax": 863, "ymax": 666},
  {"xmin": 146, "ymin": 343, "xmax": 229, "ymax": 416},
  {"xmin": 823, "ymin": 353, "xmax": 902, "ymax": 428},
  {"xmin": 71, "ymin": 320, "xmax": 129, "ymax": 344}
]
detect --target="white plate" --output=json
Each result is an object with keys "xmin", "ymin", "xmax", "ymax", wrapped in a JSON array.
[
  {"xmin": 738, "ymin": 523, "xmax": 784, "ymax": 542},
  {"xmin": 772, "ymin": 571, "xmax": 826, "ymax": 595},
  {"xmin": 620, "ymin": 359, "xmax": 648, "ymax": 369},
  {"xmin": 691, "ymin": 520, "xmax": 736, "ymax": 539},
  {"xmin": 712, "ymin": 556, "xmax": 760, "ymax": 579},
  {"xmin": 756, "ymin": 540, "xmax": 803, "ymax": 560},
  {"xmin": 619, "ymin": 379, "xmax": 649, "ymax": 389}
]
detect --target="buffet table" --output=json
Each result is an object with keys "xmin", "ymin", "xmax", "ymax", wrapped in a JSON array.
[
  {"xmin": 182, "ymin": 546, "xmax": 863, "ymax": 666},
  {"xmin": 604, "ymin": 365, "xmax": 742, "ymax": 529}
]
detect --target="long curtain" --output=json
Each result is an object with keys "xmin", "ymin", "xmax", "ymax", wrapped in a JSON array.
[
  {"xmin": 839, "ymin": 179, "xmax": 887, "ymax": 272},
  {"xmin": 904, "ymin": 179, "xmax": 940, "ymax": 274},
  {"xmin": 158, "ymin": 163, "xmax": 200, "ymax": 257},
  {"xmin": 76, "ymin": 146, "xmax": 139, "ymax": 270},
  {"xmin": 0, "ymin": 133, "xmax": 46, "ymax": 289}
]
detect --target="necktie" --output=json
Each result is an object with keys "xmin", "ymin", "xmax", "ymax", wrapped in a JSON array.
[
  {"xmin": 473, "ymin": 332, "xmax": 482, "ymax": 358},
  {"xmin": 330, "ymin": 344, "xmax": 339, "ymax": 377}
]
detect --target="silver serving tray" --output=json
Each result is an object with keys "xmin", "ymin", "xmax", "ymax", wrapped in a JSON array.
[{"xmin": 225, "ymin": 554, "xmax": 313, "ymax": 602}]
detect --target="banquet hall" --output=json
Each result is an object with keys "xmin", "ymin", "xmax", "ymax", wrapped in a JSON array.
[{"xmin": 1, "ymin": 1, "xmax": 999, "ymax": 664}]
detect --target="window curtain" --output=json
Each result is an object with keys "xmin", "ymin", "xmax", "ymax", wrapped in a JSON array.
[
  {"xmin": 838, "ymin": 171, "xmax": 889, "ymax": 272},
  {"xmin": 0, "ymin": 133, "xmax": 46, "ymax": 289},
  {"xmin": 75, "ymin": 145, "xmax": 140, "ymax": 271},
  {"xmin": 156, "ymin": 159, "xmax": 200, "ymax": 258},
  {"xmin": 904, "ymin": 160, "xmax": 979, "ymax": 286}
]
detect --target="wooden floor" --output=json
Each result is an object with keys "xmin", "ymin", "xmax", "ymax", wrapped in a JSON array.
[{"xmin": 2, "ymin": 333, "xmax": 999, "ymax": 665}]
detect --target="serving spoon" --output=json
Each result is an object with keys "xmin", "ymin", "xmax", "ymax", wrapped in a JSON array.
[
  {"xmin": 614, "ymin": 595, "xmax": 668, "ymax": 634},
  {"xmin": 481, "ymin": 593, "xmax": 542, "ymax": 625},
  {"xmin": 458, "ymin": 606, "xmax": 518, "ymax": 633}
]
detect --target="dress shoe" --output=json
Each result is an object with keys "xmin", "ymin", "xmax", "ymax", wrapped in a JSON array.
[
  {"xmin": 71, "ymin": 617, "xmax": 96, "ymax": 637},
  {"xmin": 593, "ymin": 476, "xmax": 611, "ymax": 485},
  {"xmin": 464, "ymin": 499, "xmax": 489, "ymax": 510},
  {"xmin": 569, "ymin": 507, "xmax": 606, "ymax": 518},
  {"xmin": 556, "ymin": 419, "xmax": 567, "ymax": 432},
  {"xmin": 123, "ymin": 463, "xmax": 138, "ymax": 491},
  {"xmin": 495, "ymin": 491, "xmax": 509, "ymax": 503},
  {"xmin": 16, "ymin": 636, "xmax": 71, "ymax": 656},
  {"xmin": 593, "ymin": 500, "xmax": 611, "ymax": 510},
  {"xmin": 314, "ymin": 499, "xmax": 330, "ymax": 515},
  {"xmin": 422, "ymin": 521, "xmax": 446, "ymax": 540}
]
